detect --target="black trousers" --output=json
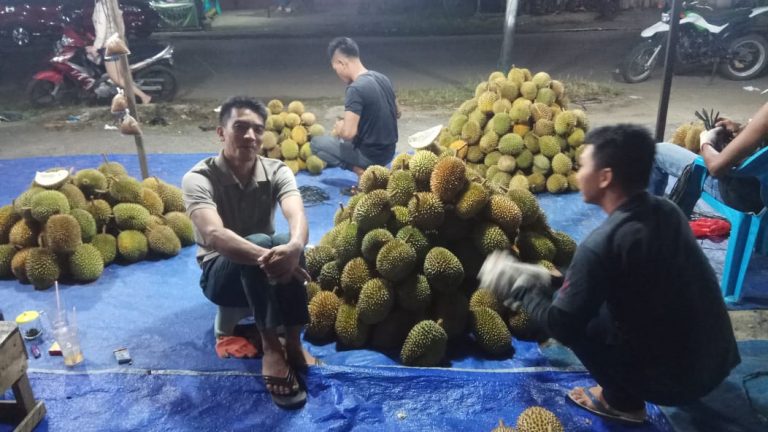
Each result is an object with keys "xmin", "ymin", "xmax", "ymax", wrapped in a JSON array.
[
  {"xmin": 200, "ymin": 233, "xmax": 309, "ymax": 330},
  {"xmin": 569, "ymin": 328, "xmax": 714, "ymax": 411}
]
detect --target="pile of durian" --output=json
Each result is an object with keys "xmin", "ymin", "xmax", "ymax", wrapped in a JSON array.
[
  {"xmin": 0, "ymin": 161, "xmax": 195, "ymax": 289},
  {"xmin": 492, "ymin": 407, "xmax": 563, "ymax": 432},
  {"xmin": 303, "ymin": 150, "xmax": 576, "ymax": 366},
  {"xmin": 435, "ymin": 67, "xmax": 589, "ymax": 195},
  {"xmin": 262, "ymin": 99, "xmax": 327, "ymax": 175}
]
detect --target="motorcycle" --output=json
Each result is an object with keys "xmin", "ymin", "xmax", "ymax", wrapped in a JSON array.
[
  {"xmin": 618, "ymin": 1, "xmax": 768, "ymax": 83},
  {"xmin": 27, "ymin": 25, "xmax": 177, "ymax": 107}
]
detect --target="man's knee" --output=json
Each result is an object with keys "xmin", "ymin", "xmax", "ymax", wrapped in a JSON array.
[
  {"xmin": 245, "ymin": 233, "xmax": 273, "ymax": 248},
  {"xmin": 271, "ymin": 232, "xmax": 290, "ymax": 246}
]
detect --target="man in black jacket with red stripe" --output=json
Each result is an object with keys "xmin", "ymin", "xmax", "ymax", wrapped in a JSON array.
[{"xmin": 481, "ymin": 124, "xmax": 740, "ymax": 423}]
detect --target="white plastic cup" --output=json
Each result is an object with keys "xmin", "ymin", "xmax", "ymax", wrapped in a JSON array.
[{"xmin": 52, "ymin": 315, "xmax": 83, "ymax": 366}]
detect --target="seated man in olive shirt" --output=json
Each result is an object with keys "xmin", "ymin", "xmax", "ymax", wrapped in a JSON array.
[
  {"xmin": 480, "ymin": 124, "xmax": 740, "ymax": 423},
  {"xmin": 182, "ymin": 96, "xmax": 313, "ymax": 409}
]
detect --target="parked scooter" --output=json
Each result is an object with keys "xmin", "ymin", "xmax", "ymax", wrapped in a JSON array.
[
  {"xmin": 27, "ymin": 26, "xmax": 177, "ymax": 107},
  {"xmin": 618, "ymin": 1, "xmax": 768, "ymax": 83}
]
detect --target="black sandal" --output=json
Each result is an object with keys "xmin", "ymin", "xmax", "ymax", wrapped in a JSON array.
[{"xmin": 263, "ymin": 367, "xmax": 307, "ymax": 410}]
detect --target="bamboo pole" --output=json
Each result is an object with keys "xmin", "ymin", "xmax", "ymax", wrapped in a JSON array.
[{"xmin": 105, "ymin": 0, "xmax": 149, "ymax": 179}]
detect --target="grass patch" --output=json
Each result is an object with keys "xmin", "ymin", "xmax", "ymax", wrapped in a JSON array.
[
  {"xmin": 397, "ymin": 85, "xmax": 474, "ymax": 110},
  {"xmin": 562, "ymin": 79, "xmax": 623, "ymax": 103}
]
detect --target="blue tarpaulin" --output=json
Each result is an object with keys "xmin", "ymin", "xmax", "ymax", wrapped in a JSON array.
[{"xmin": 0, "ymin": 154, "xmax": 766, "ymax": 431}]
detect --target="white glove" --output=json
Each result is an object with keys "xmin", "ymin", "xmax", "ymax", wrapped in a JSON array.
[
  {"xmin": 699, "ymin": 126, "xmax": 723, "ymax": 149},
  {"xmin": 477, "ymin": 250, "xmax": 552, "ymax": 309}
]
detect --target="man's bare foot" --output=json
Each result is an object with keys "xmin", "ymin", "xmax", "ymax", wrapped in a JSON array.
[
  {"xmin": 262, "ymin": 350, "xmax": 296, "ymax": 396},
  {"xmin": 568, "ymin": 386, "xmax": 647, "ymax": 423}
]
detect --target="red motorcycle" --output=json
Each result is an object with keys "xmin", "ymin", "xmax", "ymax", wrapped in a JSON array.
[{"xmin": 27, "ymin": 26, "xmax": 176, "ymax": 107}]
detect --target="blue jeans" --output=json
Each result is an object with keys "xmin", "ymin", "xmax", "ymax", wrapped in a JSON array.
[
  {"xmin": 649, "ymin": 142, "xmax": 721, "ymax": 215},
  {"xmin": 311, "ymin": 135, "xmax": 379, "ymax": 170}
]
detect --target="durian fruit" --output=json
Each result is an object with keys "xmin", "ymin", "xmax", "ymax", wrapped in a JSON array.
[
  {"xmin": 30, "ymin": 190, "xmax": 70, "ymax": 224},
  {"xmin": 430, "ymin": 156, "xmax": 467, "ymax": 203},
  {"xmin": 44, "ymin": 214, "xmax": 82, "ymax": 254},
  {"xmin": 306, "ymin": 291, "xmax": 342, "ymax": 341},
  {"xmin": 117, "ymin": 230, "xmax": 148, "ymax": 263},
  {"xmin": 10, "ymin": 247, "xmax": 32, "ymax": 283},
  {"xmin": 305, "ymin": 245, "xmax": 336, "ymax": 278},
  {"xmin": 376, "ymin": 239, "xmax": 417, "ymax": 282},
  {"xmin": 91, "ymin": 233, "xmax": 117, "ymax": 265},
  {"xmin": 145, "ymin": 224, "xmax": 182, "ymax": 257},
  {"xmin": 361, "ymin": 229, "xmax": 394, "ymax": 262},
  {"xmin": 359, "ymin": 165, "xmax": 390, "ymax": 193},
  {"xmin": 400, "ymin": 319, "xmax": 448, "ymax": 367},
  {"xmin": 430, "ymin": 290, "xmax": 469, "ymax": 339},
  {"xmin": 471, "ymin": 307, "xmax": 512, "ymax": 355},
  {"xmin": 318, "ymin": 260, "xmax": 342, "ymax": 291},
  {"xmin": 25, "ymin": 247, "xmax": 60, "ymax": 290},
  {"xmin": 287, "ymin": 100, "xmax": 305, "ymax": 115},
  {"xmin": 517, "ymin": 231, "xmax": 556, "ymax": 262},
  {"xmin": 409, "ymin": 151, "xmax": 440, "ymax": 188},
  {"xmin": 108, "ymin": 175, "xmax": 143, "ymax": 204},
  {"xmin": 335, "ymin": 303, "xmax": 369, "ymax": 348},
  {"xmin": 473, "ymin": 222, "xmax": 510, "ymax": 256},
  {"xmin": 469, "ymin": 288, "xmax": 502, "ymax": 313},
  {"xmin": 485, "ymin": 195, "xmax": 522, "ymax": 235},
  {"xmin": 0, "ymin": 244, "xmax": 16, "ymax": 278},
  {"xmin": 340, "ymin": 257, "xmax": 371, "ymax": 302},
  {"xmin": 59, "ymin": 183, "xmax": 87, "ymax": 210},
  {"xmin": 546, "ymin": 174, "xmax": 568, "ymax": 194},
  {"xmin": 9, "ymin": 219, "xmax": 38, "ymax": 248},
  {"xmin": 396, "ymin": 226, "xmax": 430, "ymax": 262},
  {"xmin": 267, "ymin": 99, "xmax": 284, "ymax": 115},
  {"xmin": 164, "ymin": 212, "xmax": 195, "ymax": 246},
  {"xmin": 371, "ymin": 309, "xmax": 418, "ymax": 350},
  {"xmin": 685, "ymin": 123, "xmax": 706, "ymax": 152},
  {"xmin": 408, "ymin": 192, "xmax": 445, "ymax": 230},
  {"xmin": 387, "ymin": 170, "xmax": 416, "ymax": 207},
  {"xmin": 515, "ymin": 407, "xmax": 564, "ymax": 432},
  {"xmin": 455, "ymin": 182, "xmax": 490, "ymax": 220},
  {"xmin": 85, "ymin": 199, "xmax": 112, "ymax": 231},
  {"xmin": 396, "ymin": 273, "xmax": 431, "ymax": 313},
  {"xmin": 671, "ymin": 123, "xmax": 693, "ymax": 146},
  {"xmin": 357, "ymin": 278, "xmax": 394, "ymax": 325},
  {"xmin": 551, "ymin": 230, "xmax": 576, "ymax": 267},
  {"xmin": 113, "ymin": 203, "xmax": 151, "ymax": 231},
  {"xmin": 0, "ymin": 205, "xmax": 20, "ymax": 243},
  {"xmin": 491, "ymin": 419, "xmax": 515, "ymax": 432},
  {"xmin": 68, "ymin": 244, "xmax": 104, "ymax": 282},
  {"xmin": 507, "ymin": 188, "xmax": 540, "ymax": 227},
  {"xmin": 306, "ymin": 155, "xmax": 325, "ymax": 175},
  {"xmin": 352, "ymin": 189, "xmax": 391, "ymax": 232},
  {"xmin": 141, "ymin": 188, "xmax": 164, "ymax": 216},
  {"xmin": 423, "ymin": 247, "xmax": 464, "ymax": 292}
]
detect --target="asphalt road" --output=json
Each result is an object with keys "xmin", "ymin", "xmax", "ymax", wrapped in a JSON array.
[
  {"xmin": 1, "ymin": 31, "xmax": 639, "ymax": 104},
  {"xmin": 3, "ymin": 30, "xmax": 768, "ymax": 159}
]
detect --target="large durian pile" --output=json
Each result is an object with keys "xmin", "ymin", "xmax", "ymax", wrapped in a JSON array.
[
  {"xmin": 436, "ymin": 67, "xmax": 590, "ymax": 195},
  {"xmin": 0, "ymin": 161, "xmax": 195, "ymax": 290},
  {"xmin": 262, "ymin": 99, "xmax": 327, "ymax": 176},
  {"xmin": 303, "ymin": 150, "xmax": 577, "ymax": 366}
]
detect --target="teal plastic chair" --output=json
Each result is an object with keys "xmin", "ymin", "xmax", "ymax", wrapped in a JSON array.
[{"xmin": 691, "ymin": 146, "xmax": 768, "ymax": 302}]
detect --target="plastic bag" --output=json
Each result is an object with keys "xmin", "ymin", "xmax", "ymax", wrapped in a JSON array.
[
  {"xmin": 689, "ymin": 218, "xmax": 731, "ymax": 238},
  {"xmin": 120, "ymin": 111, "xmax": 141, "ymax": 136},
  {"xmin": 105, "ymin": 33, "xmax": 129, "ymax": 57},
  {"xmin": 111, "ymin": 91, "xmax": 128, "ymax": 113}
]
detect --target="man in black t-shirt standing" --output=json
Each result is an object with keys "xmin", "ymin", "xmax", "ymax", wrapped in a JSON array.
[
  {"xmin": 481, "ymin": 124, "xmax": 740, "ymax": 424},
  {"xmin": 312, "ymin": 37, "xmax": 399, "ymax": 178}
]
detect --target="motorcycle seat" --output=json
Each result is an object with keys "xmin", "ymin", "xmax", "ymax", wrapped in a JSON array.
[
  {"xmin": 126, "ymin": 41, "xmax": 169, "ymax": 63},
  {"xmin": 697, "ymin": 7, "xmax": 752, "ymax": 27}
]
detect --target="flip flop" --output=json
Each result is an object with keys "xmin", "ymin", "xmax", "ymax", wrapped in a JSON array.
[
  {"xmin": 215, "ymin": 336, "xmax": 259, "ymax": 359},
  {"xmin": 567, "ymin": 386, "xmax": 647, "ymax": 424},
  {"xmin": 263, "ymin": 367, "xmax": 307, "ymax": 410}
]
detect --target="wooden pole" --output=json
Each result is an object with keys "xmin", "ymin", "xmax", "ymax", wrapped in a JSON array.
[
  {"xmin": 105, "ymin": 0, "xmax": 149, "ymax": 179},
  {"xmin": 655, "ymin": 0, "xmax": 681, "ymax": 143}
]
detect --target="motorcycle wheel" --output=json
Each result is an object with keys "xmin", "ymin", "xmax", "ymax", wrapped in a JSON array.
[
  {"xmin": 27, "ymin": 80, "xmax": 57, "ymax": 107},
  {"xmin": 134, "ymin": 66, "xmax": 177, "ymax": 102},
  {"xmin": 719, "ymin": 34, "xmax": 768, "ymax": 81},
  {"xmin": 619, "ymin": 40, "xmax": 662, "ymax": 83}
]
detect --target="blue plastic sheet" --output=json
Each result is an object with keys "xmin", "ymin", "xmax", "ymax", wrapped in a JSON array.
[{"xmin": 0, "ymin": 154, "xmax": 765, "ymax": 432}]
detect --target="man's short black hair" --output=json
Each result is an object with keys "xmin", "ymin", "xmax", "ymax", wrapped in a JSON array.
[
  {"xmin": 218, "ymin": 96, "xmax": 268, "ymax": 126},
  {"xmin": 585, "ymin": 124, "xmax": 656, "ymax": 192},
  {"xmin": 328, "ymin": 37, "xmax": 359, "ymax": 60}
]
